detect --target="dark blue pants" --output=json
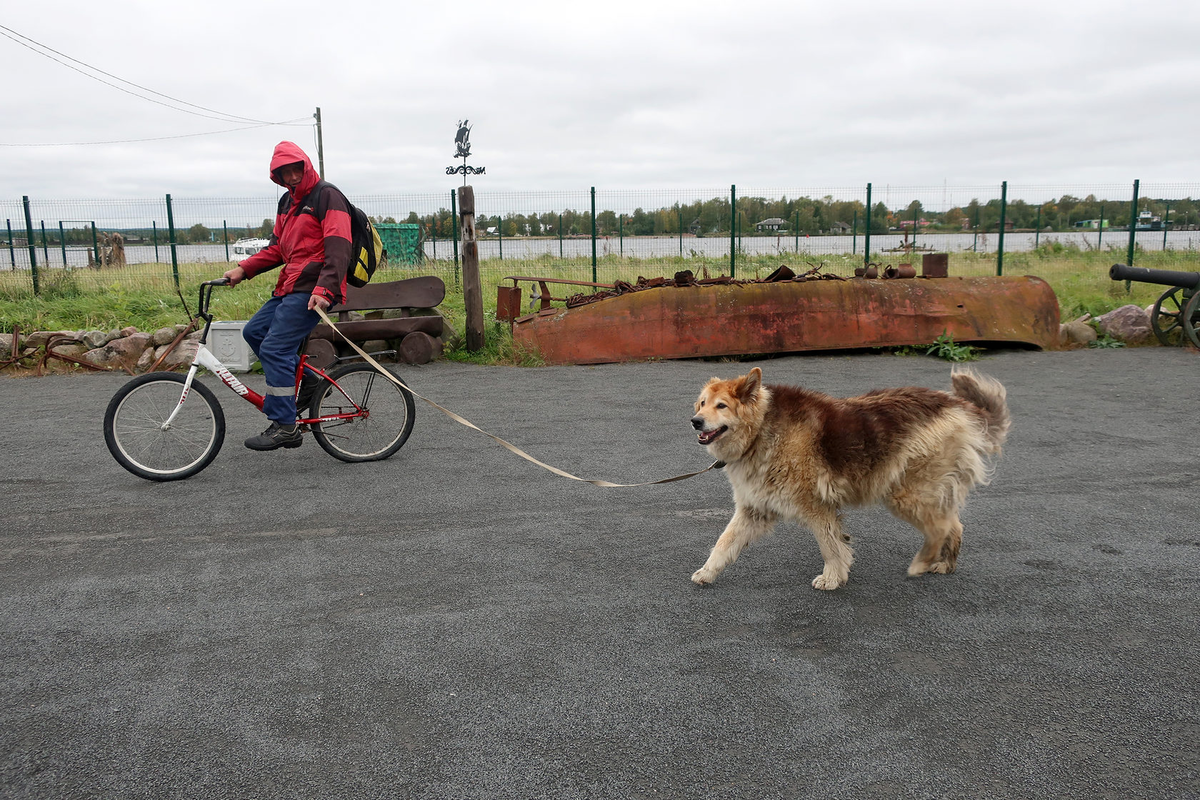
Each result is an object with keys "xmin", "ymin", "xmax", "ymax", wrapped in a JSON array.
[{"xmin": 243, "ymin": 293, "xmax": 319, "ymax": 425}]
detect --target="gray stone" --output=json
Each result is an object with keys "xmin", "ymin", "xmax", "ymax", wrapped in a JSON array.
[
  {"xmin": 1059, "ymin": 320, "xmax": 1097, "ymax": 347},
  {"xmin": 153, "ymin": 340, "xmax": 199, "ymax": 371},
  {"xmin": 135, "ymin": 347, "xmax": 157, "ymax": 373},
  {"xmin": 150, "ymin": 326, "xmax": 180, "ymax": 346},
  {"xmin": 81, "ymin": 329, "xmax": 115, "ymax": 349},
  {"xmin": 25, "ymin": 330, "xmax": 75, "ymax": 349},
  {"xmin": 47, "ymin": 343, "xmax": 89, "ymax": 360},
  {"xmin": 82, "ymin": 333, "xmax": 153, "ymax": 370}
]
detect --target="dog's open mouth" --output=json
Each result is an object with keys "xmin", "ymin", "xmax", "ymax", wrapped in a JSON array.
[{"xmin": 697, "ymin": 426, "xmax": 727, "ymax": 445}]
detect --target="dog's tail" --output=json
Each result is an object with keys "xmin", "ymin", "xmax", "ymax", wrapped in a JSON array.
[{"xmin": 951, "ymin": 367, "xmax": 1010, "ymax": 453}]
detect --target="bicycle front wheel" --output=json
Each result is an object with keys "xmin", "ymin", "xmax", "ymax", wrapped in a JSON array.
[
  {"xmin": 104, "ymin": 372, "xmax": 226, "ymax": 481},
  {"xmin": 310, "ymin": 363, "xmax": 415, "ymax": 462}
]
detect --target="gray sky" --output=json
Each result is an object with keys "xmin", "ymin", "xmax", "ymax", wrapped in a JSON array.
[{"xmin": 3, "ymin": 0, "xmax": 1199, "ymax": 202}]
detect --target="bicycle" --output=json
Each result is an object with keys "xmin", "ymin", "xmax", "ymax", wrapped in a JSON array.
[{"xmin": 103, "ymin": 279, "xmax": 416, "ymax": 481}]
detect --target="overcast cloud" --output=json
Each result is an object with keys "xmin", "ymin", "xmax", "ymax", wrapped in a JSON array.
[{"xmin": 3, "ymin": 0, "xmax": 1199, "ymax": 201}]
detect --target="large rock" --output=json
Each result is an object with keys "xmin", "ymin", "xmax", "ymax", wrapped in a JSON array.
[
  {"xmin": 25, "ymin": 330, "xmax": 76, "ymax": 349},
  {"xmin": 1096, "ymin": 304, "xmax": 1153, "ymax": 344},
  {"xmin": 83, "ymin": 332, "xmax": 153, "ymax": 370},
  {"xmin": 152, "ymin": 339, "xmax": 199, "ymax": 371},
  {"xmin": 150, "ymin": 326, "xmax": 180, "ymax": 346},
  {"xmin": 81, "ymin": 329, "xmax": 117, "ymax": 349},
  {"xmin": 1059, "ymin": 315, "xmax": 1096, "ymax": 347},
  {"xmin": 47, "ymin": 342, "xmax": 89, "ymax": 360}
]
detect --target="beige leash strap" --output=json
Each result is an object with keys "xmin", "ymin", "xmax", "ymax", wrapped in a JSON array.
[{"xmin": 315, "ymin": 308, "xmax": 722, "ymax": 487}]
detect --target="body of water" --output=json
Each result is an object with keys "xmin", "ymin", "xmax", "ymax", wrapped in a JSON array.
[{"xmin": 5, "ymin": 229, "xmax": 1198, "ymax": 270}]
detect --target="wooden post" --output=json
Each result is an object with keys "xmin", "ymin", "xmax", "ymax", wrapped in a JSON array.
[{"xmin": 459, "ymin": 185, "xmax": 485, "ymax": 351}]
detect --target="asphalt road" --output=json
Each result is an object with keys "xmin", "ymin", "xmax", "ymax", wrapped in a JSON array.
[{"xmin": 2, "ymin": 347, "xmax": 1198, "ymax": 800}]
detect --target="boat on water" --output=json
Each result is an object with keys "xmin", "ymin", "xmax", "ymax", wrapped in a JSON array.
[{"xmin": 231, "ymin": 237, "xmax": 271, "ymax": 257}]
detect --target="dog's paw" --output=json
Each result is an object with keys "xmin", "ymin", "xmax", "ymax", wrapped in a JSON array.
[
  {"xmin": 811, "ymin": 572, "xmax": 846, "ymax": 591},
  {"xmin": 691, "ymin": 567, "xmax": 717, "ymax": 585},
  {"xmin": 908, "ymin": 560, "xmax": 953, "ymax": 577}
]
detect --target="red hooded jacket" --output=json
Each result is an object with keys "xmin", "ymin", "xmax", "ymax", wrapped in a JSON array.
[{"xmin": 238, "ymin": 141, "xmax": 352, "ymax": 304}]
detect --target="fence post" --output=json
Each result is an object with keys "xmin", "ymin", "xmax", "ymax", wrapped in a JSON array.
[
  {"xmin": 730, "ymin": 185, "xmax": 736, "ymax": 277},
  {"xmin": 6, "ymin": 219, "xmax": 14, "ymax": 268},
  {"xmin": 852, "ymin": 209, "xmax": 857, "ymax": 255},
  {"xmin": 973, "ymin": 206, "xmax": 979, "ymax": 252},
  {"xmin": 619, "ymin": 214, "xmax": 623, "ymax": 257},
  {"xmin": 152, "ymin": 221, "xmax": 159, "ymax": 263},
  {"xmin": 558, "ymin": 213, "xmax": 563, "ymax": 258},
  {"xmin": 22, "ymin": 196, "xmax": 39, "ymax": 295},
  {"xmin": 223, "ymin": 221, "xmax": 230, "ymax": 262},
  {"xmin": 864, "ymin": 183, "xmax": 872, "ymax": 268},
  {"xmin": 1034, "ymin": 207, "xmax": 1040, "ymax": 248},
  {"xmin": 498, "ymin": 214, "xmax": 503, "ymax": 260},
  {"xmin": 996, "ymin": 181, "xmax": 1007, "ymax": 276},
  {"xmin": 40, "ymin": 221, "xmax": 48, "ymax": 261},
  {"xmin": 451, "ymin": 189, "xmax": 460, "ymax": 287},
  {"xmin": 678, "ymin": 208, "xmax": 683, "ymax": 258},
  {"xmin": 591, "ymin": 187, "xmax": 598, "ymax": 284},
  {"xmin": 458, "ymin": 185, "xmax": 484, "ymax": 351},
  {"xmin": 166, "ymin": 194, "xmax": 180, "ymax": 290},
  {"xmin": 1163, "ymin": 201, "xmax": 1171, "ymax": 250},
  {"xmin": 1098, "ymin": 203, "xmax": 1104, "ymax": 249},
  {"xmin": 1126, "ymin": 179, "xmax": 1140, "ymax": 268},
  {"xmin": 59, "ymin": 221, "xmax": 67, "ymax": 266},
  {"xmin": 794, "ymin": 209, "xmax": 799, "ymax": 253},
  {"xmin": 90, "ymin": 222, "xmax": 100, "ymax": 267}
]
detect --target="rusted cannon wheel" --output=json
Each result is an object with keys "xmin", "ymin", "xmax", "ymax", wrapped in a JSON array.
[
  {"xmin": 1183, "ymin": 290, "xmax": 1200, "ymax": 349},
  {"xmin": 1150, "ymin": 287, "xmax": 1190, "ymax": 346}
]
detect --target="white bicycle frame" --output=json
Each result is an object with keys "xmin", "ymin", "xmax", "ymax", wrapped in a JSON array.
[{"xmin": 161, "ymin": 344, "xmax": 257, "ymax": 428}]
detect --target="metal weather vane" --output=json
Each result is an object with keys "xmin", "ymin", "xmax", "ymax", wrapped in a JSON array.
[{"xmin": 446, "ymin": 119, "xmax": 486, "ymax": 184}]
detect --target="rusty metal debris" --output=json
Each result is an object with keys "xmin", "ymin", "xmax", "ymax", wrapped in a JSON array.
[
  {"xmin": 499, "ymin": 267, "xmax": 1061, "ymax": 365},
  {"xmin": 0, "ymin": 326, "xmax": 25, "ymax": 372},
  {"xmin": 36, "ymin": 333, "xmax": 127, "ymax": 376}
]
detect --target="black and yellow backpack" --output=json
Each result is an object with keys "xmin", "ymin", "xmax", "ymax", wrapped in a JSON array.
[{"xmin": 291, "ymin": 180, "xmax": 386, "ymax": 287}]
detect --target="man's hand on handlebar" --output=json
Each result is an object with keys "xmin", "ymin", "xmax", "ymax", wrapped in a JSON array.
[{"xmin": 223, "ymin": 266, "xmax": 246, "ymax": 286}]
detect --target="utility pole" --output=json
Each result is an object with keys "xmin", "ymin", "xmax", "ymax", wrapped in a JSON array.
[{"xmin": 313, "ymin": 107, "xmax": 325, "ymax": 178}]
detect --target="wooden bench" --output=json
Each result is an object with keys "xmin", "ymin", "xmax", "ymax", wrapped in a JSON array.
[{"xmin": 306, "ymin": 276, "xmax": 446, "ymax": 366}]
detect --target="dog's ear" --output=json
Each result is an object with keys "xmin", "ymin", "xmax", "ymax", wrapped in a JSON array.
[{"xmin": 736, "ymin": 367, "xmax": 762, "ymax": 401}]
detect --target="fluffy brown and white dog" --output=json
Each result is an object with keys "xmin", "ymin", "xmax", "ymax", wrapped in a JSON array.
[{"xmin": 689, "ymin": 367, "xmax": 1010, "ymax": 590}]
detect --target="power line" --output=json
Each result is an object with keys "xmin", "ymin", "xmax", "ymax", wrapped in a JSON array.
[
  {"xmin": 0, "ymin": 119, "xmax": 312, "ymax": 147},
  {"xmin": 0, "ymin": 24, "xmax": 296, "ymax": 126}
]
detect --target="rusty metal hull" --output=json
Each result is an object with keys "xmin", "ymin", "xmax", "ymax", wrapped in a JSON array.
[{"xmin": 512, "ymin": 276, "xmax": 1060, "ymax": 365}]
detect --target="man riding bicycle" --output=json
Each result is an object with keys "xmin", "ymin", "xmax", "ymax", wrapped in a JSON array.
[{"xmin": 223, "ymin": 141, "xmax": 352, "ymax": 451}]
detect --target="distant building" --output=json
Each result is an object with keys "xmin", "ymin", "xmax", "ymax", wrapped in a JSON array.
[
  {"xmin": 755, "ymin": 217, "xmax": 787, "ymax": 232},
  {"xmin": 831, "ymin": 221, "xmax": 852, "ymax": 233},
  {"xmin": 1073, "ymin": 219, "xmax": 1109, "ymax": 230}
]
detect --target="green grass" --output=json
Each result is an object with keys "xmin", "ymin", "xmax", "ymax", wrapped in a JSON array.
[{"xmin": 1, "ymin": 244, "xmax": 1195, "ymax": 365}]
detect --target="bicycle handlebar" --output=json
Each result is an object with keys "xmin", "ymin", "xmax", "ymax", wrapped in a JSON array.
[{"xmin": 196, "ymin": 278, "xmax": 232, "ymax": 322}]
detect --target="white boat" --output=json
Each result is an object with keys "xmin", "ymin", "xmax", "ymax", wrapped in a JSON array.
[{"xmin": 231, "ymin": 237, "xmax": 271, "ymax": 257}]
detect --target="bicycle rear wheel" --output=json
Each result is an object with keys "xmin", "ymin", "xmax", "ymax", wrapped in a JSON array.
[
  {"xmin": 309, "ymin": 362, "xmax": 415, "ymax": 462},
  {"xmin": 104, "ymin": 372, "xmax": 226, "ymax": 481}
]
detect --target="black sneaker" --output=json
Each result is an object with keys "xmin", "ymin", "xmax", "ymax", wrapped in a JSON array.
[{"xmin": 244, "ymin": 422, "xmax": 303, "ymax": 451}]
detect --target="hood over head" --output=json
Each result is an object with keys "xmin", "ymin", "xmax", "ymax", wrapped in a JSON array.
[{"xmin": 268, "ymin": 141, "xmax": 320, "ymax": 198}]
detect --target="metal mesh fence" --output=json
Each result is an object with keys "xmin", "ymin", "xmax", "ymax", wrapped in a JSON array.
[{"xmin": 4, "ymin": 183, "xmax": 1198, "ymax": 302}]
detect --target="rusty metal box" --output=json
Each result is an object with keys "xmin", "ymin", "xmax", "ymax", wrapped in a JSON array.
[
  {"xmin": 922, "ymin": 253, "xmax": 949, "ymax": 278},
  {"xmin": 496, "ymin": 285, "xmax": 522, "ymax": 322}
]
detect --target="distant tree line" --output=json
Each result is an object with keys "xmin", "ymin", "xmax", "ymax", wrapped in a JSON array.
[{"xmin": 390, "ymin": 194, "xmax": 1200, "ymax": 240}]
